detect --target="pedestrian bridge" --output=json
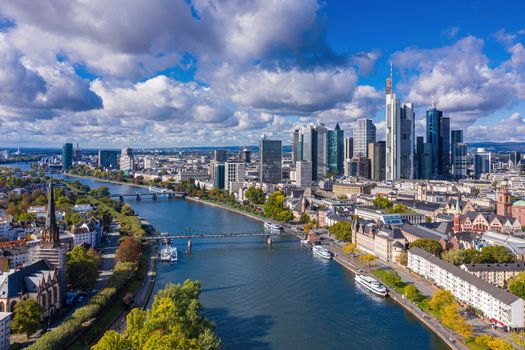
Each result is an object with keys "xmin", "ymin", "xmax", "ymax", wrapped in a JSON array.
[
  {"xmin": 109, "ymin": 191, "xmax": 186, "ymax": 201},
  {"xmin": 142, "ymin": 228, "xmax": 283, "ymax": 241}
]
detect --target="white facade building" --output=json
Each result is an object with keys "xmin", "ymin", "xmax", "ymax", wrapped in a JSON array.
[
  {"xmin": 119, "ymin": 148, "xmax": 135, "ymax": 171},
  {"xmin": 143, "ymin": 156, "xmax": 155, "ymax": 169},
  {"xmin": 408, "ymin": 247, "xmax": 525, "ymax": 328},
  {"xmin": 224, "ymin": 162, "xmax": 245, "ymax": 193},
  {"xmin": 296, "ymin": 161, "xmax": 312, "ymax": 188},
  {"xmin": 354, "ymin": 118, "xmax": 376, "ymax": 157},
  {"xmin": 0, "ymin": 312, "xmax": 11, "ymax": 350}
]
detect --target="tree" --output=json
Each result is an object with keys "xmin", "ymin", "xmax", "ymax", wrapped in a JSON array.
[
  {"xmin": 65, "ymin": 212, "xmax": 82, "ymax": 226},
  {"xmin": 245, "ymin": 187, "xmax": 265, "ymax": 205},
  {"xmin": 511, "ymin": 331, "xmax": 525, "ymax": 349},
  {"xmin": 66, "ymin": 246, "xmax": 100, "ymax": 292},
  {"xmin": 386, "ymin": 203, "xmax": 411, "ymax": 214},
  {"xmin": 16, "ymin": 212, "xmax": 36, "ymax": 223},
  {"xmin": 384, "ymin": 271, "xmax": 402, "ymax": 286},
  {"xmin": 442, "ymin": 249, "xmax": 467, "ymax": 266},
  {"xmin": 12, "ymin": 299, "xmax": 44, "ymax": 338},
  {"xmin": 359, "ymin": 254, "xmax": 376, "ymax": 267},
  {"xmin": 264, "ymin": 191, "xmax": 293, "ymax": 222},
  {"xmin": 92, "ymin": 330, "xmax": 129, "ymax": 350},
  {"xmin": 409, "ymin": 238, "xmax": 443, "ymax": 257},
  {"xmin": 509, "ymin": 272, "xmax": 525, "ymax": 299},
  {"xmin": 328, "ymin": 221, "xmax": 352, "ymax": 242},
  {"xmin": 121, "ymin": 204, "xmax": 134, "ymax": 216},
  {"xmin": 372, "ymin": 196, "xmax": 392, "ymax": 209},
  {"xmin": 299, "ymin": 212, "xmax": 310, "ymax": 223},
  {"xmin": 397, "ymin": 252, "xmax": 408, "ymax": 266},
  {"xmin": 480, "ymin": 245, "xmax": 515, "ymax": 263},
  {"xmin": 116, "ymin": 236, "xmax": 142, "ymax": 265},
  {"xmin": 474, "ymin": 334, "xmax": 493, "ymax": 347},
  {"xmin": 404, "ymin": 285, "xmax": 419, "ymax": 301},
  {"xmin": 338, "ymin": 194, "xmax": 348, "ymax": 200},
  {"xmin": 428, "ymin": 289, "xmax": 455, "ymax": 312},
  {"xmin": 342, "ymin": 243, "xmax": 357, "ymax": 256},
  {"xmin": 487, "ymin": 337, "xmax": 514, "ymax": 350}
]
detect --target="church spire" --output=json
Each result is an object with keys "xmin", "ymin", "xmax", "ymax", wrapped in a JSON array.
[{"xmin": 43, "ymin": 182, "xmax": 59, "ymax": 247}]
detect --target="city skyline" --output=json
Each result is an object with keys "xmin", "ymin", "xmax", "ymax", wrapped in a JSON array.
[{"xmin": 1, "ymin": 1, "xmax": 525, "ymax": 148}]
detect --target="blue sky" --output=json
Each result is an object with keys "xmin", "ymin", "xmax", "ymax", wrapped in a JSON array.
[{"xmin": 0, "ymin": 0, "xmax": 524, "ymax": 147}]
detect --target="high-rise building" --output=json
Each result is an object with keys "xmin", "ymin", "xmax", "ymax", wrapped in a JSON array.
[
  {"xmin": 296, "ymin": 161, "xmax": 312, "ymax": 187},
  {"xmin": 354, "ymin": 119, "xmax": 376, "ymax": 157},
  {"xmin": 74, "ymin": 143, "xmax": 82, "ymax": 162},
  {"xmin": 369, "ymin": 141, "xmax": 386, "ymax": 181},
  {"xmin": 474, "ymin": 148, "xmax": 491, "ymax": 178},
  {"xmin": 241, "ymin": 147, "xmax": 251, "ymax": 163},
  {"xmin": 212, "ymin": 163, "xmax": 225, "ymax": 189},
  {"xmin": 259, "ymin": 136, "xmax": 282, "ymax": 184},
  {"xmin": 344, "ymin": 137, "xmax": 353, "ymax": 160},
  {"xmin": 98, "ymin": 150, "xmax": 119, "ymax": 169},
  {"xmin": 327, "ymin": 123, "xmax": 344, "ymax": 174},
  {"xmin": 143, "ymin": 156, "xmax": 155, "ymax": 169},
  {"xmin": 214, "ymin": 150, "xmax": 227, "ymax": 162},
  {"xmin": 451, "ymin": 130, "xmax": 466, "ymax": 179},
  {"xmin": 292, "ymin": 124, "xmax": 328, "ymax": 181},
  {"xmin": 224, "ymin": 162, "xmax": 245, "ymax": 192},
  {"xmin": 62, "ymin": 143, "xmax": 73, "ymax": 171},
  {"xmin": 385, "ymin": 67, "xmax": 415, "ymax": 180},
  {"xmin": 510, "ymin": 151, "xmax": 522, "ymax": 167},
  {"xmin": 344, "ymin": 157, "xmax": 370, "ymax": 179},
  {"xmin": 426, "ymin": 107, "xmax": 450, "ymax": 178},
  {"xmin": 119, "ymin": 148, "xmax": 134, "ymax": 171}
]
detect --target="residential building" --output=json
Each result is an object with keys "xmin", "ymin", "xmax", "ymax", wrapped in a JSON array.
[
  {"xmin": 62, "ymin": 143, "xmax": 73, "ymax": 171},
  {"xmin": 385, "ymin": 68, "xmax": 415, "ymax": 180},
  {"xmin": 259, "ymin": 136, "xmax": 282, "ymax": 184},
  {"xmin": 368, "ymin": 141, "xmax": 386, "ymax": 181},
  {"xmin": 0, "ymin": 312, "xmax": 11, "ymax": 350},
  {"xmin": 354, "ymin": 119, "xmax": 376, "ymax": 157},
  {"xmin": 68, "ymin": 222, "xmax": 97, "ymax": 247},
  {"xmin": 119, "ymin": 148, "xmax": 134, "ymax": 171},
  {"xmin": 327, "ymin": 123, "xmax": 344, "ymax": 174},
  {"xmin": 408, "ymin": 247, "xmax": 525, "ymax": 328},
  {"xmin": 98, "ymin": 150, "xmax": 119, "ymax": 169},
  {"xmin": 461, "ymin": 263, "xmax": 525, "ymax": 288}
]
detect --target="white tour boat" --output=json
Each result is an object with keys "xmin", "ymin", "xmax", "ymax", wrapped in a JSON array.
[
  {"xmin": 149, "ymin": 186, "xmax": 170, "ymax": 194},
  {"xmin": 264, "ymin": 222, "xmax": 283, "ymax": 232},
  {"xmin": 160, "ymin": 246, "xmax": 172, "ymax": 262},
  {"xmin": 312, "ymin": 245, "xmax": 332, "ymax": 259},
  {"xmin": 355, "ymin": 274, "xmax": 388, "ymax": 297},
  {"xmin": 170, "ymin": 246, "xmax": 178, "ymax": 262}
]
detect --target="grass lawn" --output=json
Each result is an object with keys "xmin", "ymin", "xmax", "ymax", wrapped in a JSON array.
[
  {"xmin": 465, "ymin": 339, "xmax": 489, "ymax": 350},
  {"xmin": 371, "ymin": 269, "xmax": 408, "ymax": 294},
  {"xmin": 68, "ymin": 252, "xmax": 147, "ymax": 349}
]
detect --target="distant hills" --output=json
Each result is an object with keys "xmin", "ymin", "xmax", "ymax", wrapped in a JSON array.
[{"xmin": 468, "ymin": 142, "xmax": 525, "ymax": 153}]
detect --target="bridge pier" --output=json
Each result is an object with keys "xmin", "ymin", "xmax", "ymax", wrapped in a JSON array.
[
  {"xmin": 187, "ymin": 239, "xmax": 192, "ymax": 253},
  {"xmin": 152, "ymin": 193, "xmax": 157, "ymax": 200},
  {"xmin": 136, "ymin": 194, "xmax": 141, "ymax": 201},
  {"xmin": 168, "ymin": 193, "xmax": 173, "ymax": 200},
  {"xmin": 119, "ymin": 195, "xmax": 124, "ymax": 203},
  {"xmin": 267, "ymin": 236, "xmax": 272, "ymax": 247}
]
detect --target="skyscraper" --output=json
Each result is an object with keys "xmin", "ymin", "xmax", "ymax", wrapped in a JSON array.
[
  {"xmin": 368, "ymin": 141, "xmax": 386, "ymax": 181},
  {"xmin": 212, "ymin": 163, "xmax": 225, "ymax": 189},
  {"xmin": 451, "ymin": 130, "xmax": 466, "ymax": 179},
  {"xmin": 344, "ymin": 137, "xmax": 353, "ymax": 160},
  {"xmin": 214, "ymin": 150, "xmax": 227, "ymax": 162},
  {"xmin": 120, "ymin": 148, "xmax": 134, "ymax": 171},
  {"xmin": 296, "ymin": 161, "xmax": 312, "ymax": 187},
  {"xmin": 98, "ymin": 150, "xmax": 119, "ymax": 169},
  {"xmin": 224, "ymin": 162, "xmax": 245, "ymax": 191},
  {"xmin": 259, "ymin": 136, "xmax": 282, "ymax": 184},
  {"xmin": 74, "ymin": 143, "xmax": 82, "ymax": 162},
  {"xmin": 426, "ymin": 106, "xmax": 450, "ymax": 178},
  {"xmin": 385, "ymin": 67, "xmax": 415, "ymax": 180},
  {"xmin": 353, "ymin": 119, "xmax": 376, "ymax": 157},
  {"xmin": 62, "ymin": 143, "xmax": 73, "ymax": 171},
  {"xmin": 292, "ymin": 124, "xmax": 328, "ymax": 181},
  {"xmin": 327, "ymin": 123, "xmax": 344, "ymax": 174},
  {"xmin": 474, "ymin": 148, "xmax": 491, "ymax": 178}
]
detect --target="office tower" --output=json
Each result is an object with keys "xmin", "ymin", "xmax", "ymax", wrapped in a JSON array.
[
  {"xmin": 385, "ymin": 67, "xmax": 415, "ymax": 180},
  {"xmin": 426, "ymin": 106, "xmax": 450, "ymax": 178},
  {"xmin": 74, "ymin": 143, "xmax": 82, "ymax": 162},
  {"xmin": 344, "ymin": 137, "xmax": 353, "ymax": 160},
  {"xmin": 415, "ymin": 137, "xmax": 424, "ymax": 179},
  {"xmin": 241, "ymin": 147, "xmax": 251, "ymax": 163},
  {"xmin": 369, "ymin": 141, "xmax": 386, "ymax": 181},
  {"xmin": 474, "ymin": 149, "xmax": 491, "ymax": 178},
  {"xmin": 224, "ymin": 162, "xmax": 245, "ymax": 191},
  {"xmin": 143, "ymin": 156, "xmax": 155, "ymax": 169},
  {"xmin": 62, "ymin": 143, "xmax": 73, "ymax": 171},
  {"xmin": 292, "ymin": 124, "xmax": 328, "ymax": 181},
  {"xmin": 451, "ymin": 130, "xmax": 466, "ymax": 179},
  {"xmin": 327, "ymin": 123, "xmax": 344, "ymax": 174},
  {"xmin": 98, "ymin": 150, "xmax": 119, "ymax": 169},
  {"xmin": 212, "ymin": 163, "xmax": 225, "ymax": 189},
  {"xmin": 214, "ymin": 149, "xmax": 227, "ymax": 162},
  {"xmin": 259, "ymin": 136, "xmax": 282, "ymax": 184},
  {"xmin": 296, "ymin": 161, "xmax": 313, "ymax": 187},
  {"xmin": 344, "ymin": 157, "xmax": 370, "ymax": 179},
  {"xmin": 510, "ymin": 151, "xmax": 522, "ymax": 166},
  {"xmin": 120, "ymin": 148, "xmax": 135, "ymax": 171},
  {"xmin": 354, "ymin": 119, "xmax": 376, "ymax": 157}
]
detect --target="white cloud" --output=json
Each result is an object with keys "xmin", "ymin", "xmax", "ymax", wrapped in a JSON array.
[{"xmin": 467, "ymin": 113, "xmax": 525, "ymax": 142}]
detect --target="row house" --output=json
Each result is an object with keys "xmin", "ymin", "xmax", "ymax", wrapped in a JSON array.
[
  {"xmin": 458, "ymin": 212, "xmax": 521, "ymax": 234},
  {"xmin": 461, "ymin": 263, "xmax": 525, "ymax": 288},
  {"xmin": 408, "ymin": 247, "xmax": 524, "ymax": 329}
]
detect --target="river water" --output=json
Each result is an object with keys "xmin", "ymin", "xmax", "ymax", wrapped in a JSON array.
[{"xmin": 55, "ymin": 175, "xmax": 448, "ymax": 349}]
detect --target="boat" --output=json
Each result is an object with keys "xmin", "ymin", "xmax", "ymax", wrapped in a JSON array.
[
  {"xmin": 160, "ymin": 246, "xmax": 172, "ymax": 262},
  {"xmin": 170, "ymin": 246, "xmax": 178, "ymax": 262},
  {"xmin": 149, "ymin": 186, "xmax": 171, "ymax": 194},
  {"xmin": 300, "ymin": 239, "xmax": 311, "ymax": 248},
  {"xmin": 355, "ymin": 274, "xmax": 388, "ymax": 297},
  {"xmin": 312, "ymin": 245, "xmax": 332, "ymax": 259},
  {"xmin": 264, "ymin": 222, "xmax": 283, "ymax": 232}
]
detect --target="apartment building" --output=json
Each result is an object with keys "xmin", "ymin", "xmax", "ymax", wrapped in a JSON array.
[
  {"xmin": 408, "ymin": 247, "xmax": 525, "ymax": 328},
  {"xmin": 461, "ymin": 263, "xmax": 525, "ymax": 288}
]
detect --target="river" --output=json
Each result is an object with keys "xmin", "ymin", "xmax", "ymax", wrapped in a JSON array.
[{"xmin": 58, "ymin": 175, "xmax": 448, "ymax": 349}]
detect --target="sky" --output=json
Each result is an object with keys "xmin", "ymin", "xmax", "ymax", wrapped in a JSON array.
[{"xmin": 0, "ymin": 0, "xmax": 524, "ymax": 148}]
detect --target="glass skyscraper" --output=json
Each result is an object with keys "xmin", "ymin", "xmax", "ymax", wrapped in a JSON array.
[
  {"xmin": 354, "ymin": 119, "xmax": 376, "ymax": 157},
  {"xmin": 451, "ymin": 130, "xmax": 466, "ymax": 179},
  {"xmin": 259, "ymin": 136, "xmax": 282, "ymax": 184},
  {"xmin": 62, "ymin": 143, "xmax": 73, "ymax": 171},
  {"xmin": 327, "ymin": 123, "xmax": 344, "ymax": 174},
  {"xmin": 425, "ymin": 107, "xmax": 450, "ymax": 178}
]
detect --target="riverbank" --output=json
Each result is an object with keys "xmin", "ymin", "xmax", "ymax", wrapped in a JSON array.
[
  {"xmin": 186, "ymin": 196, "xmax": 267, "ymax": 223},
  {"xmin": 65, "ymin": 173, "xmax": 151, "ymax": 190}
]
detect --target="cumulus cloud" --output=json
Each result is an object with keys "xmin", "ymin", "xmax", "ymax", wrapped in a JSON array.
[{"xmin": 467, "ymin": 113, "xmax": 525, "ymax": 142}]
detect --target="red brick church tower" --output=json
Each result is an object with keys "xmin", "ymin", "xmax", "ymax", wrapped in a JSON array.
[
  {"xmin": 497, "ymin": 186, "xmax": 512, "ymax": 217},
  {"xmin": 453, "ymin": 198, "xmax": 462, "ymax": 233}
]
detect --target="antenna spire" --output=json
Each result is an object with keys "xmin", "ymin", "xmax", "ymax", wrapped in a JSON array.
[{"xmin": 431, "ymin": 95, "xmax": 435, "ymax": 108}]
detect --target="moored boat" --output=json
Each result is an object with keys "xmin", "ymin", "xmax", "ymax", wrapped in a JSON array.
[
  {"xmin": 355, "ymin": 274, "xmax": 388, "ymax": 297},
  {"xmin": 312, "ymin": 245, "xmax": 332, "ymax": 259},
  {"xmin": 160, "ymin": 246, "xmax": 172, "ymax": 262},
  {"xmin": 264, "ymin": 222, "xmax": 283, "ymax": 233},
  {"xmin": 170, "ymin": 246, "xmax": 178, "ymax": 262}
]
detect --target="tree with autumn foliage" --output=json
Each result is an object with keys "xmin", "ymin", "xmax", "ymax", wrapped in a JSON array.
[{"xmin": 115, "ymin": 236, "xmax": 142, "ymax": 265}]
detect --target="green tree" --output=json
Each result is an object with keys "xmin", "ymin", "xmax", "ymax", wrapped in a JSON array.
[
  {"xmin": 92, "ymin": 330, "xmax": 129, "ymax": 350},
  {"xmin": 245, "ymin": 187, "xmax": 265, "ymax": 204},
  {"xmin": 428, "ymin": 289, "xmax": 455, "ymax": 312},
  {"xmin": 299, "ymin": 212, "xmax": 310, "ymax": 223},
  {"xmin": 327, "ymin": 221, "xmax": 352, "ymax": 242},
  {"xmin": 121, "ymin": 204, "xmax": 134, "ymax": 216},
  {"xmin": 12, "ymin": 299, "xmax": 44, "ymax": 338},
  {"xmin": 409, "ymin": 238, "xmax": 444, "ymax": 257},
  {"xmin": 65, "ymin": 212, "xmax": 82, "ymax": 226},
  {"xmin": 397, "ymin": 252, "xmax": 408, "ymax": 266},
  {"xmin": 264, "ymin": 191, "xmax": 293, "ymax": 222},
  {"xmin": 66, "ymin": 246, "xmax": 99, "ymax": 292},
  {"xmin": 16, "ymin": 212, "xmax": 36, "ymax": 223},
  {"xmin": 359, "ymin": 254, "xmax": 376, "ymax": 267},
  {"xmin": 372, "ymin": 196, "xmax": 392, "ymax": 209},
  {"xmin": 480, "ymin": 245, "xmax": 515, "ymax": 263},
  {"xmin": 386, "ymin": 203, "xmax": 411, "ymax": 214},
  {"xmin": 404, "ymin": 284, "xmax": 419, "ymax": 301},
  {"xmin": 509, "ymin": 272, "xmax": 525, "ymax": 299}
]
